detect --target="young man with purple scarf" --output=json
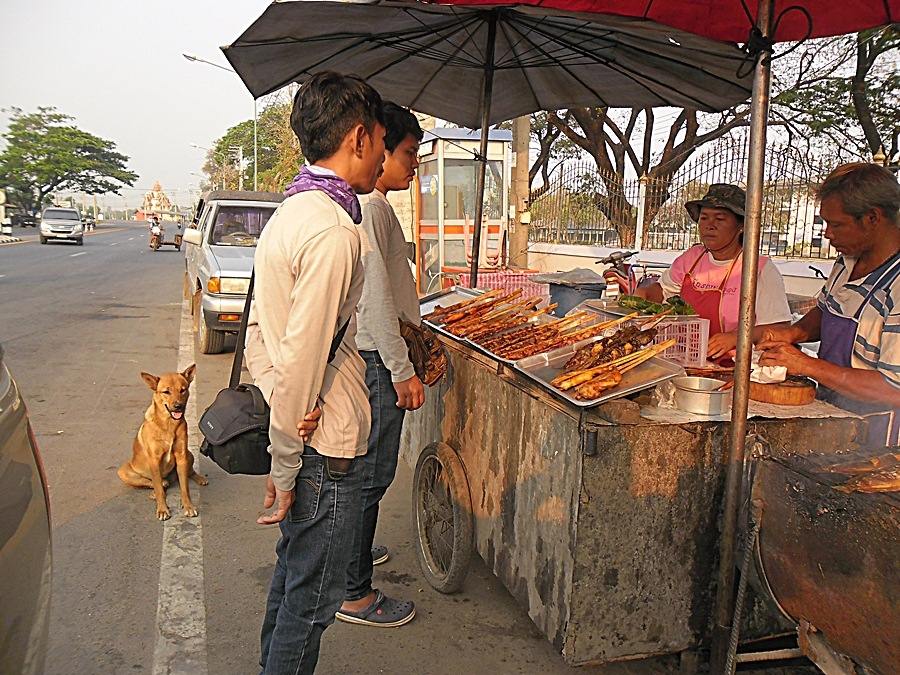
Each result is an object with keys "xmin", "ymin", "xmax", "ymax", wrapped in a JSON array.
[{"xmin": 243, "ymin": 71, "xmax": 385, "ymax": 675}]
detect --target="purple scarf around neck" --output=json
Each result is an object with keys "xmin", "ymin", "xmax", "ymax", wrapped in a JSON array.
[{"xmin": 283, "ymin": 165, "xmax": 362, "ymax": 224}]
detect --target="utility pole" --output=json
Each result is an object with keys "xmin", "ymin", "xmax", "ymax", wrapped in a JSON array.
[
  {"xmin": 236, "ymin": 145, "xmax": 244, "ymax": 191},
  {"xmin": 508, "ymin": 115, "xmax": 531, "ymax": 268}
]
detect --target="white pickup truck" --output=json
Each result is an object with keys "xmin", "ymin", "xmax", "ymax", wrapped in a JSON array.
[{"xmin": 182, "ymin": 190, "xmax": 283, "ymax": 354}]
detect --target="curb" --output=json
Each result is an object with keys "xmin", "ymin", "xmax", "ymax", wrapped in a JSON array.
[{"xmin": 0, "ymin": 235, "xmax": 23, "ymax": 245}]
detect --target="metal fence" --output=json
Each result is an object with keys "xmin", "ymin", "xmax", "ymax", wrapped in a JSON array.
[{"xmin": 530, "ymin": 137, "xmax": 839, "ymax": 259}]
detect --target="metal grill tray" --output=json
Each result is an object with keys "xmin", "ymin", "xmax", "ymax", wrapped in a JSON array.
[{"xmin": 514, "ymin": 337, "xmax": 684, "ymax": 408}]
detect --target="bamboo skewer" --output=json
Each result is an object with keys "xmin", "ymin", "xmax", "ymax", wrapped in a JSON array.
[
  {"xmin": 639, "ymin": 307, "xmax": 674, "ymax": 330},
  {"xmin": 475, "ymin": 303, "xmax": 559, "ymax": 346},
  {"xmin": 425, "ymin": 288, "xmax": 502, "ymax": 320}
]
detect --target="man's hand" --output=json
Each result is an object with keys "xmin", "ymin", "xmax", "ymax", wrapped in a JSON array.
[
  {"xmin": 757, "ymin": 324, "xmax": 799, "ymax": 345},
  {"xmin": 257, "ymin": 475, "xmax": 295, "ymax": 525},
  {"xmin": 297, "ymin": 406, "xmax": 321, "ymax": 442},
  {"xmin": 757, "ymin": 341, "xmax": 814, "ymax": 377},
  {"xmin": 707, "ymin": 331, "xmax": 738, "ymax": 360},
  {"xmin": 394, "ymin": 375, "xmax": 425, "ymax": 411}
]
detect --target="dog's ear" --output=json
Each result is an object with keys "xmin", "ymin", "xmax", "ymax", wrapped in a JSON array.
[
  {"xmin": 141, "ymin": 372, "xmax": 160, "ymax": 391},
  {"xmin": 181, "ymin": 364, "xmax": 196, "ymax": 384}
]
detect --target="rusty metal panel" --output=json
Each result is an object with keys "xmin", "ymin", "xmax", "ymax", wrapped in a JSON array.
[
  {"xmin": 568, "ymin": 423, "xmax": 724, "ymax": 663},
  {"xmin": 440, "ymin": 340, "xmax": 583, "ymax": 650},
  {"xmin": 754, "ymin": 455, "xmax": 900, "ymax": 674}
]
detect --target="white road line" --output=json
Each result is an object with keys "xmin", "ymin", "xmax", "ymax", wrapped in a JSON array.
[
  {"xmin": 128, "ymin": 237, "xmax": 135, "ymax": 241},
  {"xmin": 110, "ymin": 242, "xmax": 119, "ymax": 246},
  {"xmin": 70, "ymin": 252, "xmax": 87, "ymax": 257},
  {"xmin": 152, "ymin": 300, "xmax": 208, "ymax": 675},
  {"xmin": 0, "ymin": 274, "xmax": 6, "ymax": 279}
]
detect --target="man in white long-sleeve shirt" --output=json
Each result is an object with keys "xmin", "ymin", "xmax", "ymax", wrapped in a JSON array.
[
  {"xmin": 335, "ymin": 103, "xmax": 423, "ymax": 628},
  {"xmin": 245, "ymin": 72, "xmax": 385, "ymax": 675}
]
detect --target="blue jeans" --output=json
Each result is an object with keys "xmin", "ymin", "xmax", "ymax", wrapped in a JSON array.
[
  {"xmin": 344, "ymin": 351, "xmax": 406, "ymax": 601},
  {"xmin": 259, "ymin": 448, "xmax": 362, "ymax": 675}
]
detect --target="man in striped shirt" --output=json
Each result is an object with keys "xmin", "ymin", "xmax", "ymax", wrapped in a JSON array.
[{"xmin": 759, "ymin": 162, "xmax": 900, "ymax": 447}]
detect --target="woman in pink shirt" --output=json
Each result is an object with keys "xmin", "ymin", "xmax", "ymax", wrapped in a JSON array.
[{"xmin": 636, "ymin": 184, "xmax": 791, "ymax": 360}]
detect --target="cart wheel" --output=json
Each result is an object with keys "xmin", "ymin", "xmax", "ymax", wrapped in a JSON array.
[{"xmin": 413, "ymin": 442, "xmax": 473, "ymax": 593}]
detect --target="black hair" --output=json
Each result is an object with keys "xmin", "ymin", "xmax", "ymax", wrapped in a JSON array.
[
  {"xmin": 382, "ymin": 102, "xmax": 424, "ymax": 152},
  {"xmin": 290, "ymin": 72, "xmax": 385, "ymax": 164}
]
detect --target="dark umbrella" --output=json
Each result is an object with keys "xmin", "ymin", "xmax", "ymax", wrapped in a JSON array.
[{"xmin": 222, "ymin": 0, "xmax": 754, "ymax": 285}]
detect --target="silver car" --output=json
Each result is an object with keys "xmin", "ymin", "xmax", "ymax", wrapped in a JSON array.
[
  {"xmin": 183, "ymin": 190, "xmax": 283, "ymax": 354},
  {"xmin": 39, "ymin": 207, "xmax": 84, "ymax": 245},
  {"xmin": 0, "ymin": 343, "xmax": 52, "ymax": 675}
]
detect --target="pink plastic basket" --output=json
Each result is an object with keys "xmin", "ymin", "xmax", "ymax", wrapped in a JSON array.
[{"xmin": 456, "ymin": 270, "xmax": 550, "ymax": 306}]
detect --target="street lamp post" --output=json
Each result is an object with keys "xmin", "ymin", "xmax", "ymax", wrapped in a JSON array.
[{"xmin": 183, "ymin": 52, "xmax": 258, "ymax": 191}]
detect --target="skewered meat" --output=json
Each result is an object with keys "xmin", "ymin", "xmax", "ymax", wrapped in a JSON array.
[
  {"xmin": 552, "ymin": 338, "xmax": 676, "ymax": 402},
  {"xmin": 572, "ymin": 370, "xmax": 622, "ymax": 400},
  {"xmin": 423, "ymin": 289, "xmax": 502, "ymax": 323},
  {"xmin": 835, "ymin": 467, "xmax": 900, "ymax": 494},
  {"xmin": 561, "ymin": 327, "xmax": 657, "ymax": 373},
  {"xmin": 439, "ymin": 290, "xmax": 522, "ymax": 333},
  {"xmin": 827, "ymin": 452, "xmax": 900, "ymax": 475}
]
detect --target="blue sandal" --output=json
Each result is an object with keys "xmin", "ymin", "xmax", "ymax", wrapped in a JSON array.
[
  {"xmin": 372, "ymin": 544, "xmax": 389, "ymax": 566},
  {"xmin": 336, "ymin": 590, "xmax": 416, "ymax": 627}
]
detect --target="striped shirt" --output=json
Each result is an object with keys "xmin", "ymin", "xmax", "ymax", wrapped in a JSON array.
[{"xmin": 817, "ymin": 252, "xmax": 900, "ymax": 390}]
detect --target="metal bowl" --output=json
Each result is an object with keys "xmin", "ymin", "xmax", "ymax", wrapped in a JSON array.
[{"xmin": 672, "ymin": 376, "xmax": 731, "ymax": 415}]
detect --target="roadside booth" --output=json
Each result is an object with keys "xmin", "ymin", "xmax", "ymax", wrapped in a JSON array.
[{"xmin": 415, "ymin": 128, "xmax": 511, "ymax": 295}]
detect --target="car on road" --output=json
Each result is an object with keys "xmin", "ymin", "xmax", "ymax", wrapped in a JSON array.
[
  {"xmin": 0, "ymin": 343, "xmax": 52, "ymax": 675},
  {"xmin": 183, "ymin": 190, "xmax": 283, "ymax": 354},
  {"xmin": 39, "ymin": 207, "xmax": 84, "ymax": 245}
]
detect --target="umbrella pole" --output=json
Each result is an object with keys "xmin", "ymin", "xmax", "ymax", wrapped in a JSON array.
[
  {"xmin": 710, "ymin": 0, "xmax": 775, "ymax": 672},
  {"xmin": 468, "ymin": 12, "xmax": 498, "ymax": 289}
]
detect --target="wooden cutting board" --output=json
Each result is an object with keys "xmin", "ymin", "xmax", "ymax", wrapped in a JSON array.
[{"xmin": 749, "ymin": 377, "xmax": 817, "ymax": 406}]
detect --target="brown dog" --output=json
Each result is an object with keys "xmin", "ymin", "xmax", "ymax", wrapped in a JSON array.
[{"xmin": 118, "ymin": 364, "xmax": 207, "ymax": 520}]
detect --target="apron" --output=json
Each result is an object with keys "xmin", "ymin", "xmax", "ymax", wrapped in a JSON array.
[
  {"xmin": 818, "ymin": 253, "xmax": 900, "ymax": 447},
  {"xmin": 680, "ymin": 248, "xmax": 741, "ymax": 336}
]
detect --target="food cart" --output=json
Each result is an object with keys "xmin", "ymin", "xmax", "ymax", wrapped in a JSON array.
[{"xmin": 401, "ymin": 288, "xmax": 866, "ymax": 667}]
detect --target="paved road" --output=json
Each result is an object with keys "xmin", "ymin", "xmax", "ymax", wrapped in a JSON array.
[{"xmin": 1, "ymin": 225, "xmax": 794, "ymax": 674}]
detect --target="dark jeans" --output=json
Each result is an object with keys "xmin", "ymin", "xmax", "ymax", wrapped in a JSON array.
[
  {"xmin": 259, "ymin": 448, "xmax": 362, "ymax": 675},
  {"xmin": 345, "ymin": 350, "xmax": 406, "ymax": 601}
]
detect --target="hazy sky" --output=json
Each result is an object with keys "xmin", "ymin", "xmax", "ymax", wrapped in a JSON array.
[{"xmin": 1, "ymin": 0, "xmax": 272, "ymax": 208}]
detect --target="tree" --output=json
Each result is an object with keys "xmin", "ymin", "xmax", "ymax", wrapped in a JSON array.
[
  {"xmin": 206, "ymin": 95, "xmax": 305, "ymax": 192},
  {"xmin": 0, "ymin": 107, "xmax": 137, "ymax": 214},
  {"xmin": 775, "ymin": 26, "xmax": 899, "ymax": 157},
  {"xmin": 538, "ymin": 29, "xmax": 899, "ymax": 245},
  {"xmin": 527, "ymin": 111, "xmax": 579, "ymax": 200}
]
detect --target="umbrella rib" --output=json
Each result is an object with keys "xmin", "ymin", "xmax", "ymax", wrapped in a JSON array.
[
  {"xmin": 396, "ymin": 6, "xmax": 487, "ymax": 65},
  {"xmin": 503, "ymin": 18, "xmax": 609, "ymax": 107},
  {"xmin": 519, "ymin": 18, "xmax": 738, "ymax": 110},
  {"xmin": 242, "ymin": 16, "xmax": 483, "ymax": 95},
  {"xmin": 405, "ymin": 17, "xmax": 490, "ymax": 113},
  {"xmin": 494, "ymin": 15, "xmax": 615, "ymax": 69},
  {"xmin": 443, "ymin": 6, "xmax": 487, "ymax": 63},
  {"xmin": 497, "ymin": 20, "xmax": 542, "ymax": 113},
  {"xmin": 364, "ymin": 14, "xmax": 485, "ymax": 82},
  {"xmin": 493, "ymin": 14, "xmax": 555, "ymax": 65}
]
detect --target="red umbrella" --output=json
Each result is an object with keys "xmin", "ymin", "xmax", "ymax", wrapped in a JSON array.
[{"xmin": 424, "ymin": 0, "xmax": 899, "ymax": 41}]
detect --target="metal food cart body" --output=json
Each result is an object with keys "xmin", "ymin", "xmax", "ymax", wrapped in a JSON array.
[{"xmin": 401, "ymin": 335, "xmax": 864, "ymax": 666}]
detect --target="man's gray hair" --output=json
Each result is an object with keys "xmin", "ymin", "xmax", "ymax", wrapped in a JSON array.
[{"xmin": 818, "ymin": 162, "xmax": 900, "ymax": 224}]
